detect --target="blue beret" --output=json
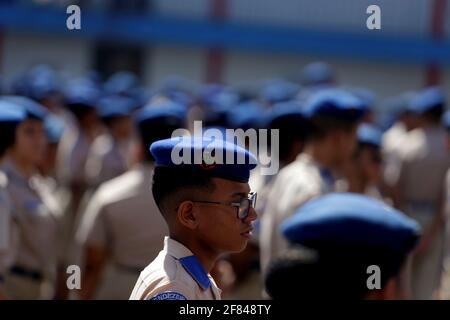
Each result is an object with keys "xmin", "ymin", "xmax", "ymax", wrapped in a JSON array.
[
  {"xmin": 409, "ymin": 86, "xmax": 445, "ymax": 114},
  {"xmin": 301, "ymin": 62, "xmax": 334, "ymax": 86},
  {"xmin": 260, "ymin": 79, "xmax": 297, "ymax": 104},
  {"xmin": 303, "ymin": 88, "xmax": 366, "ymax": 121},
  {"xmin": 44, "ymin": 115, "xmax": 65, "ymax": 144},
  {"xmin": 349, "ymin": 87, "xmax": 376, "ymax": 110},
  {"xmin": 2, "ymin": 96, "xmax": 48, "ymax": 121},
  {"xmin": 227, "ymin": 101, "xmax": 263, "ymax": 129},
  {"xmin": 150, "ymin": 136, "xmax": 258, "ymax": 183},
  {"xmin": 264, "ymin": 101, "xmax": 305, "ymax": 127},
  {"xmin": 64, "ymin": 83, "xmax": 100, "ymax": 108},
  {"xmin": 281, "ymin": 193, "xmax": 421, "ymax": 254},
  {"xmin": 357, "ymin": 123, "xmax": 382, "ymax": 148},
  {"xmin": 442, "ymin": 110, "xmax": 450, "ymax": 130},
  {"xmin": 28, "ymin": 65, "xmax": 60, "ymax": 99},
  {"xmin": 0, "ymin": 100, "xmax": 26, "ymax": 123},
  {"xmin": 97, "ymin": 95, "xmax": 134, "ymax": 119},
  {"xmin": 137, "ymin": 99, "xmax": 187, "ymax": 124},
  {"xmin": 104, "ymin": 71, "xmax": 139, "ymax": 95}
]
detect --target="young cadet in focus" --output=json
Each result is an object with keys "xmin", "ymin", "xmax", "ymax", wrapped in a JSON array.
[
  {"xmin": 259, "ymin": 88, "xmax": 366, "ymax": 277},
  {"xmin": 76, "ymin": 102, "xmax": 186, "ymax": 299},
  {"xmin": 0, "ymin": 102, "xmax": 26, "ymax": 300},
  {"xmin": 265, "ymin": 193, "xmax": 421, "ymax": 300},
  {"xmin": 395, "ymin": 87, "xmax": 450, "ymax": 299},
  {"xmin": 129, "ymin": 136, "xmax": 258, "ymax": 300},
  {"xmin": 0, "ymin": 98, "xmax": 61, "ymax": 299}
]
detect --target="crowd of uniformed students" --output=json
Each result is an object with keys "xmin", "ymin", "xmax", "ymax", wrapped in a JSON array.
[{"xmin": 0, "ymin": 62, "xmax": 449, "ymax": 300}]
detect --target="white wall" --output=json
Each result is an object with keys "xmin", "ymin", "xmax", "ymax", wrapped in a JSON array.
[{"xmin": 1, "ymin": 31, "xmax": 92, "ymax": 85}]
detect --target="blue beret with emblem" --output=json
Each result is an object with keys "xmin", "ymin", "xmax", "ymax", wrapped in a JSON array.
[
  {"xmin": 281, "ymin": 193, "xmax": 421, "ymax": 255},
  {"xmin": 150, "ymin": 136, "xmax": 258, "ymax": 183}
]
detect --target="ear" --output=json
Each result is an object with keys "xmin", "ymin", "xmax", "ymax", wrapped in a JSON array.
[{"xmin": 177, "ymin": 201, "xmax": 199, "ymax": 230}]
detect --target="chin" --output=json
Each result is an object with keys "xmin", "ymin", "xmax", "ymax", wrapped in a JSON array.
[{"xmin": 228, "ymin": 239, "xmax": 248, "ymax": 253}]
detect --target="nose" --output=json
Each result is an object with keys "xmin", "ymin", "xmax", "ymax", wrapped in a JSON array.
[{"xmin": 244, "ymin": 207, "xmax": 257, "ymax": 223}]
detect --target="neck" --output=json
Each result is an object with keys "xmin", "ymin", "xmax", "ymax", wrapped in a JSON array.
[
  {"xmin": 303, "ymin": 141, "xmax": 338, "ymax": 172},
  {"xmin": 171, "ymin": 233, "xmax": 219, "ymax": 273},
  {"xmin": 9, "ymin": 152, "xmax": 35, "ymax": 178}
]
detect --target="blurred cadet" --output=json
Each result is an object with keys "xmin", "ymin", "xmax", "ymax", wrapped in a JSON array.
[
  {"xmin": 130, "ymin": 136, "xmax": 258, "ymax": 300},
  {"xmin": 381, "ymin": 92, "xmax": 420, "ymax": 199},
  {"xmin": 345, "ymin": 123, "xmax": 384, "ymax": 200},
  {"xmin": 76, "ymin": 103, "xmax": 185, "ymax": 300},
  {"xmin": 265, "ymin": 193, "xmax": 420, "ymax": 299},
  {"xmin": 57, "ymin": 82, "xmax": 101, "ymax": 215},
  {"xmin": 0, "ymin": 102, "xmax": 26, "ymax": 300},
  {"xmin": 348, "ymin": 87, "xmax": 377, "ymax": 123},
  {"xmin": 85, "ymin": 95, "xmax": 135, "ymax": 189},
  {"xmin": 395, "ymin": 86, "xmax": 450, "ymax": 299},
  {"xmin": 259, "ymin": 88, "xmax": 365, "ymax": 277},
  {"xmin": 0, "ymin": 98, "xmax": 62, "ymax": 299},
  {"xmin": 103, "ymin": 71, "xmax": 140, "ymax": 97},
  {"xmin": 251, "ymin": 101, "xmax": 308, "ymax": 218}
]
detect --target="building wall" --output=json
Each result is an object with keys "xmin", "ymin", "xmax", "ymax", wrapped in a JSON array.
[
  {"xmin": 2, "ymin": 31, "xmax": 449, "ymax": 101},
  {"xmin": 1, "ymin": 31, "xmax": 92, "ymax": 83}
]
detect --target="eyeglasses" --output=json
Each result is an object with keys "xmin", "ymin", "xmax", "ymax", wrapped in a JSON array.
[{"xmin": 192, "ymin": 192, "xmax": 257, "ymax": 220}]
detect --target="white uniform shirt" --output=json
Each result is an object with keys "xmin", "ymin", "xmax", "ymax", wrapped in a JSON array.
[
  {"xmin": 77, "ymin": 163, "xmax": 169, "ymax": 269},
  {"xmin": 0, "ymin": 160, "xmax": 59, "ymax": 276},
  {"xmin": 259, "ymin": 153, "xmax": 337, "ymax": 276},
  {"xmin": 129, "ymin": 237, "xmax": 222, "ymax": 300}
]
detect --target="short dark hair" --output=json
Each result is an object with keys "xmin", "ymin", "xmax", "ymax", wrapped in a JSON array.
[
  {"xmin": 307, "ymin": 116, "xmax": 358, "ymax": 141},
  {"xmin": 152, "ymin": 166, "xmax": 216, "ymax": 219},
  {"xmin": 0, "ymin": 122, "xmax": 19, "ymax": 157},
  {"xmin": 268, "ymin": 116, "xmax": 309, "ymax": 161},
  {"xmin": 422, "ymin": 103, "xmax": 444, "ymax": 123},
  {"xmin": 265, "ymin": 246, "xmax": 405, "ymax": 300},
  {"xmin": 137, "ymin": 117, "xmax": 184, "ymax": 162}
]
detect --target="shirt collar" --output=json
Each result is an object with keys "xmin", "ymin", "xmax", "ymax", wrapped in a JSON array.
[{"xmin": 164, "ymin": 237, "xmax": 211, "ymax": 291}]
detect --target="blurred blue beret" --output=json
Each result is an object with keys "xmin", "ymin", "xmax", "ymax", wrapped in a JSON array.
[
  {"xmin": 301, "ymin": 62, "xmax": 334, "ymax": 86},
  {"xmin": 2, "ymin": 96, "xmax": 48, "ymax": 121},
  {"xmin": 0, "ymin": 100, "xmax": 26, "ymax": 123},
  {"xmin": 408, "ymin": 86, "xmax": 445, "ymax": 114},
  {"xmin": 264, "ymin": 101, "xmax": 306, "ymax": 127},
  {"xmin": 44, "ymin": 115, "xmax": 65, "ymax": 144},
  {"xmin": 442, "ymin": 110, "xmax": 450, "ymax": 130},
  {"xmin": 303, "ymin": 88, "xmax": 366, "ymax": 121},
  {"xmin": 357, "ymin": 123, "xmax": 382, "ymax": 148},
  {"xmin": 349, "ymin": 87, "xmax": 376, "ymax": 110},
  {"xmin": 281, "ymin": 193, "xmax": 420, "ymax": 254},
  {"xmin": 150, "ymin": 136, "xmax": 258, "ymax": 183},
  {"xmin": 227, "ymin": 101, "xmax": 263, "ymax": 129},
  {"xmin": 97, "ymin": 95, "xmax": 135, "ymax": 119},
  {"xmin": 260, "ymin": 79, "xmax": 297, "ymax": 104},
  {"xmin": 104, "ymin": 71, "xmax": 139, "ymax": 96},
  {"xmin": 28, "ymin": 65, "xmax": 61, "ymax": 100},
  {"xmin": 64, "ymin": 83, "xmax": 100, "ymax": 108},
  {"xmin": 137, "ymin": 99, "xmax": 187, "ymax": 124}
]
